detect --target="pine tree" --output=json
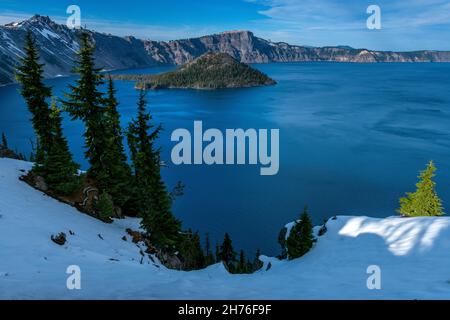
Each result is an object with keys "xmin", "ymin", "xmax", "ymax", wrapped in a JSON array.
[
  {"xmin": 127, "ymin": 90, "xmax": 181, "ymax": 250},
  {"xmin": 219, "ymin": 233, "xmax": 237, "ymax": 272},
  {"xmin": 238, "ymin": 249, "xmax": 247, "ymax": 274},
  {"xmin": 101, "ymin": 76, "xmax": 132, "ymax": 206},
  {"xmin": 215, "ymin": 244, "xmax": 220, "ymax": 263},
  {"xmin": 179, "ymin": 231, "xmax": 205, "ymax": 270},
  {"xmin": 398, "ymin": 161, "xmax": 444, "ymax": 217},
  {"xmin": 1, "ymin": 132, "xmax": 8, "ymax": 149},
  {"xmin": 286, "ymin": 207, "xmax": 314, "ymax": 260},
  {"xmin": 204, "ymin": 233, "xmax": 215, "ymax": 266},
  {"xmin": 96, "ymin": 191, "xmax": 115, "ymax": 222},
  {"xmin": 62, "ymin": 32, "xmax": 108, "ymax": 181},
  {"xmin": 43, "ymin": 101, "xmax": 81, "ymax": 195},
  {"xmin": 193, "ymin": 232, "xmax": 206, "ymax": 269},
  {"xmin": 246, "ymin": 258, "xmax": 253, "ymax": 274},
  {"xmin": 16, "ymin": 31, "xmax": 52, "ymax": 167}
]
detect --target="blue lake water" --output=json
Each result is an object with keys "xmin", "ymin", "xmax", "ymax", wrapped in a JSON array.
[{"xmin": 1, "ymin": 62, "xmax": 450, "ymax": 256}]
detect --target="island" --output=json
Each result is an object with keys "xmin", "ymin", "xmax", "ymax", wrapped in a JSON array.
[{"xmin": 111, "ymin": 52, "xmax": 277, "ymax": 90}]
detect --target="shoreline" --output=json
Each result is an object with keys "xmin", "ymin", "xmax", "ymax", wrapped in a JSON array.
[{"xmin": 2, "ymin": 60, "xmax": 450, "ymax": 87}]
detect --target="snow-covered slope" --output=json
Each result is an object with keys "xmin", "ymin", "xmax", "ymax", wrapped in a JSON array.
[{"xmin": 1, "ymin": 158, "xmax": 450, "ymax": 299}]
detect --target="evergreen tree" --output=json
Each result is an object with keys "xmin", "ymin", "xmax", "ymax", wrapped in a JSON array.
[
  {"xmin": 193, "ymin": 232, "xmax": 206, "ymax": 269},
  {"xmin": 179, "ymin": 230, "xmax": 205, "ymax": 270},
  {"xmin": 398, "ymin": 161, "xmax": 444, "ymax": 217},
  {"xmin": 238, "ymin": 249, "xmax": 247, "ymax": 274},
  {"xmin": 286, "ymin": 207, "xmax": 314, "ymax": 260},
  {"xmin": 219, "ymin": 233, "xmax": 237, "ymax": 272},
  {"xmin": 246, "ymin": 258, "xmax": 253, "ymax": 274},
  {"xmin": 96, "ymin": 191, "xmax": 115, "ymax": 222},
  {"xmin": 204, "ymin": 233, "xmax": 215, "ymax": 266},
  {"xmin": 62, "ymin": 32, "xmax": 108, "ymax": 181},
  {"xmin": 102, "ymin": 76, "xmax": 132, "ymax": 206},
  {"xmin": 1, "ymin": 132, "xmax": 8, "ymax": 149},
  {"xmin": 43, "ymin": 101, "xmax": 81, "ymax": 195},
  {"xmin": 215, "ymin": 244, "xmax": 220, "ymax": 263},
  {"xmin": 127, "ymin": 90, "xmax": 181, "ymax": 250},
  {"xmin": 16, "ymin": 31, "xmax": 52, "ymax": 167}
]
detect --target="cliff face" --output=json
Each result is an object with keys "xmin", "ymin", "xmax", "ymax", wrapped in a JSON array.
[
  {"xmin": 144, "ymin": 30, "xmax": 450, "ymax": 65},
  {"xmin": 1, "ymin": 15, "xmax": 450, "ymax": 85},
  {"xmin": 0, "ymin": 15, "xmax": 160, "ymax": 85}
]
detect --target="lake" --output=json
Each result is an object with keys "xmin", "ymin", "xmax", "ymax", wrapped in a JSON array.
[{"xmin": 1, "ymin": 62, "xmax": 450, "ymax": 256}]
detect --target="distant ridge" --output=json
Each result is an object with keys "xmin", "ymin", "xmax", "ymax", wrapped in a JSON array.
[{"xmin": 1, "ymin": 15, "xmax": 450, "ymax": 85}]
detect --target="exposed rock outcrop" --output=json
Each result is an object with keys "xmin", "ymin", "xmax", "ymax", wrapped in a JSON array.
[{"xmin": 1, "ymin": 15, "xmax": 450, "ymax": 85}]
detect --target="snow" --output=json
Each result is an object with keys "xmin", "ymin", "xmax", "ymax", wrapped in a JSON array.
[
  {"xmin": 37, "ymin": 28, "xmax": 61, "ymax": 41},
  {"xmin": 1, "ymin": 158, "xmax": 450, "ymax": 299}
]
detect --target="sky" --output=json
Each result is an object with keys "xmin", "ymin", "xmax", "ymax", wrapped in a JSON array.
[{"xmin": 0, "ymin": 0, "xmax": 450, "ymax": 51}]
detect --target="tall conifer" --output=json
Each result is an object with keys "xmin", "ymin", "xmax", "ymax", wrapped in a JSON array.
[
  {"xmin": 204, "ymin": 233, "xmax": 215, "ymax": 265},
  {"xmin": 16, "ymin": 31, "xmax": 52, "ymax": 167},
  {"xmin": 62, "ymin": 32, "xmax": 108, "ymax": 180},
  {"xmin": 1, "ymin": 132, "xmax": 8, "ymax": 149},
  {"xmin": 102, "ymin": 76, "xmax": 132, "ymax": 206},
  {"xmin": 286, "ymin": 207, "xmax": 314, "ymax": 260},
  {"xmin": 44, "ymin": 100, "xmax": 81, "ymax": 195},
  {"xmin": 238, "ymin": 249, "xmax": 247, "ymax": 273},
  {"xmin": 219, "ymin": 233, "xmax": 237, "ymax": 272},
  {"xmin": 127, "ymin": 90, "xmax": 181, "ymax": 250}
]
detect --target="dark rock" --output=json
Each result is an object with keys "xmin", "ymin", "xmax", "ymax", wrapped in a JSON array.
[
  {"xmin": 51, "ymin": 232, "xmax": 66, "ymax": 246},
  {"xmin": 34, "ymin": 176, "xmax": 48, "ymax": 192},
  {"xmin": 318, "ymin": 220, "xmax": 328, "ymax": 237},
  {"xmin": 126, "ymin": 228, "xmax": 144, "ymax": 244},
  {"xmin": 156, "ymin": 250, "xmax": 183, "ymax": 270},
  {"xmin": 79, "ymin": 186, "xmax": 99, "ymax": 211}
]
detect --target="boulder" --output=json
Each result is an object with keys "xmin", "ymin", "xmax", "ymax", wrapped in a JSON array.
[
  {"xmin": 34, "ymin": 176, "xmax": 48, "ymax": 192},
  {"xmin": 126, "ymin": 228, "xmax": 144, "ymax": 244},
  {"xmin": 156, "ymin": 250, "xmax": 183, "ymax": 270},
  {"xmin": 51, "ymin": 232, "xmax": 66, "ymax": 246}
]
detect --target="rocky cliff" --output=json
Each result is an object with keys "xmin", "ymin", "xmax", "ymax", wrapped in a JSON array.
[
  {"xmin": 144, "ymin": 30, "xmax": 450, "ymax": 65},
  {"xmin": 1, "ymin": 15, "xmax": 450, "ymax": 85}
]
